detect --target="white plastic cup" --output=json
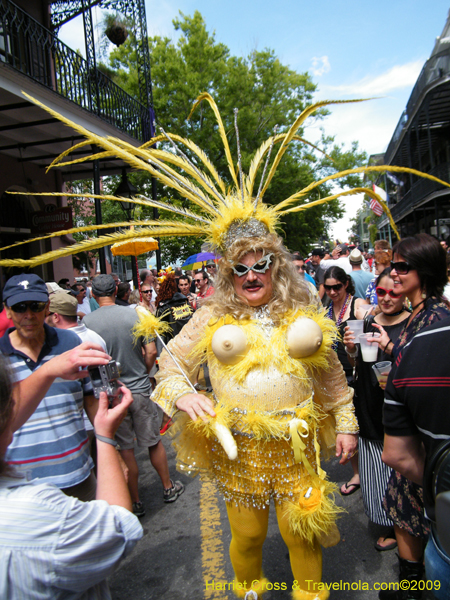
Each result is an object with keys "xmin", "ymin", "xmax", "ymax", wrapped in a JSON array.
[
  {"xmin": 358, "ymin": 333, "xmax": 380, "ymax": 362},
  {"xmin": 346, "ymin": 320, "xmax": 364, "ymax": 342},
  {"xmin": 372, "ymin": 361, "xmax": 392, "ymax": 389}
]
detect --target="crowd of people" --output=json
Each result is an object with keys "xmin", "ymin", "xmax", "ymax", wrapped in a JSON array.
[{"xmin": 0, "ymin": 232, "xmax": 450, "ymax": 599}]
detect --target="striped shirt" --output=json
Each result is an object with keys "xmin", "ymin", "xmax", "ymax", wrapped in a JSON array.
[
  {"xmin": 0, "ymin": 477, "xmax": 143, "ymax": 599},
  {"xmin": 383, "ymin": 317, "xmax": 450, "ymax": 457},
  {"xmin": 0, "ymin": 324, "xmax": 94, "ymax": 488}
]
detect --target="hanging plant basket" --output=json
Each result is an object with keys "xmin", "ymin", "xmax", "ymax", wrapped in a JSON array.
[{"xmin": 104, "ymin": 15, "xmax": 128, "ymax": 47}]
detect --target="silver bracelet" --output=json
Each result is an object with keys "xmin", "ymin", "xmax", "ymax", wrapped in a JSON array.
[
  {"xmin": 95, "ymin": 433, "xmax": 118, "ymax": 447},
  {"xmin": 345, "ymin": 345, "xmax": 358, "ymax": 358}
]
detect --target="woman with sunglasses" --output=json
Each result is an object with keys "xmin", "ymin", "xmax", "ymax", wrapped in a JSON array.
[
  {"xmin": 323, "ymin": 266, "xmax": 367, "ymax": 496},
  {"xmin": 371, "ymin": 234, "xmax": 450, "ymax": 600},
  {"xmin": 365, "ymin": 248, "xmax": 392, "ymax": 307},
  {"xmin": 343, "ymin": 268, "xmax": 410, "ymax": 553},
  {"xmin": 323, "ymin": 266, "xmax": 368, "ymax": 384}
]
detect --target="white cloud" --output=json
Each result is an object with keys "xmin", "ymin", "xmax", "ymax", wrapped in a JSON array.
[
  {"xmin": 324, "ymin": 59, "xmax": 423, "ymax": 97},
  {"xmin": 311, "ymin": 56, "xmax": 331, "ymax": 77}
]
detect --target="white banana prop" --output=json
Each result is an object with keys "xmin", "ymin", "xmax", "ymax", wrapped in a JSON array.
[
  {"xmin": 213, "ymin": 422, "xmax": 238, "ymax": 460},
  {"xmin": 134, "ymin": 306, "xmax": 238, "ymax": 460}
]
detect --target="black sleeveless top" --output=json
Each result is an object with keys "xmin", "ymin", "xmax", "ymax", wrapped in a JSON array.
[{"xmin": 335, "ymin": 296, "xmax": 357, "ymax": 381}]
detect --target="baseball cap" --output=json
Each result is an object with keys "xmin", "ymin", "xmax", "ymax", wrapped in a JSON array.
[
  {"xmin": 46, "ymin": 282, "xmax": 71, "ymax": 296},
  {"xmin": 349, "ymin": 249, "xmax": 363, "ymax": 264},
  {"xmin": 49, "ymin": 292, "xmax": 78, "ymax": 316},
  {"xmin": 3, "ymin": 274, "xmax": 49, "ymax": 307},
  {"xmin": 311, "ymin": 247, "xmax": 325, "ymax": 258},
  {"xmin": 92, "ymin": 274, "xmax": 116, "ymax": 297}
]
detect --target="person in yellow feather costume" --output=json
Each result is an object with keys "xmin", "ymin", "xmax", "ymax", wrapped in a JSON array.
[
  {"xmin": 0, "ymin": 91, "xmax": 372, "ymax": 600},
  {"xmin": 151, "ymin": 233, "xmax": 358, "ymax": 600}
]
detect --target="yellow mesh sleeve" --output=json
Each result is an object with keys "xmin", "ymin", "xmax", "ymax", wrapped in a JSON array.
[
  {"xmin": 151, "ymin": 306, "xmax": 212, "ymax": 417},
  {"xmin": 311, "ymin": 349, "xmax": 359, "ymax": 435}
]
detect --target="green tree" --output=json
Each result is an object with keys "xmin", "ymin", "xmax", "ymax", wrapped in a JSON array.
[{"xmin": 98, "ymin": 11, "xmax": 368, "ymax": 259}]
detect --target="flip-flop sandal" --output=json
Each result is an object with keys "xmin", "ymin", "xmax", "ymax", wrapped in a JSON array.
[
  {"xmin": 340, "ymin": 482, "xmax": 360, "ymax": 496},
  {"xmin": 375, "ymin": 537, "xmax": 398, "ymax": 552}
]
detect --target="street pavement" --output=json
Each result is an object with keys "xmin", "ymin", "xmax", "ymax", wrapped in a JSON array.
[{"xmin": 110, "ymin": 438, "xmax": 434, "ymax": 600}]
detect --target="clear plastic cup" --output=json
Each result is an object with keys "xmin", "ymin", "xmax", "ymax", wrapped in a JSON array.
[
  {"xmin": 358, "ymin": 333, "xmax": 380, "ymax": 362},
  {"xmin": 346, "ymin": 320, "xmax": 364, "ymax": 342},
  {"xmin": 372, "ymin": 361, "xmax": 392, "ymax": 389}
]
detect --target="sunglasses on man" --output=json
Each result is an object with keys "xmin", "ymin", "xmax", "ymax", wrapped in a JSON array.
[
  {"xmin": 9, "ymin": 301, "xmax": 48, "ymax": 314},
  {"xmin": 232, "ymin": 253, "xmax": 273, "ymax": 277}
]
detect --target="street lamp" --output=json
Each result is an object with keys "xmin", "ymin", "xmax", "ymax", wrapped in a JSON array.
[{"xmin": 116, "ymin": 168, "xmax": 139, "ymax": 288}]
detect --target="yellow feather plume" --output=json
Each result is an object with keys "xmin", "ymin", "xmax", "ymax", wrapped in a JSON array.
[
  {"xmin": 0, "ymin": 224, "xmax": 204, "ymax": 268},
  {"xmin": 246, "ymin": 133, "xmax": 334, "ymax": 199},
  {"xmin": 281, "ymin": 187, "xmax": 401, "ymax": 240},
  {"xmin": 188, "ymin": 92, "xmax": 239, "ymax": 189},
  {"xmin": 285, "ymin": 479, "xmax": 344, "ymax": 546},
  {"xmin": 259, "ymin": 98, "xmax": 371, "ymax": 198},
  {"xmin": 142, "ymin": 133, "xmax": 226, "ymax": 194},
  {"xmin": 132, "ymin": 306, "xmax": 172, "ymax": 343},
  {"xmin": 7, "ymin": 91, "xmax": 450, "ymax": 268}
]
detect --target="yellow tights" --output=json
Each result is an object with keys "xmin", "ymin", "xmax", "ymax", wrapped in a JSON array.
[{"xmin": 226, "ymin": 502, "xmax": 322, "ymax": 596}]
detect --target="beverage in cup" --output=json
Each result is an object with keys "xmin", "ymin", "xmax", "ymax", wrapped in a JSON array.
[
  {"xmin": 358, "ymin": 333, "xmax": 380, "ymax": 362},
  {"xmin": 372, "ymin": 361, "xmax": 392, "ymax": 390}
]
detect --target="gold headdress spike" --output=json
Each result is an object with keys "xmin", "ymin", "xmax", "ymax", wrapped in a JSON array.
[{"xmin": 3, "ymin": 90, "xmax": 450, "ymax": 268}]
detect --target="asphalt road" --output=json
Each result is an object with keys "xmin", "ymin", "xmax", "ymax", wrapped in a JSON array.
[{"xmin": 109, "ymin": 438, "xmax": 433, "ymax": 600}]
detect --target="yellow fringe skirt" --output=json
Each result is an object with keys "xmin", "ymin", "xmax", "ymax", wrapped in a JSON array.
[{"xmin": 167, "ymin": 402, "xmax": 342, "ymax": 546}]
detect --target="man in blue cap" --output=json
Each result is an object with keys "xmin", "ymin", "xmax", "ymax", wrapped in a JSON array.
[{"xmin": 0, "ymin": 274, "xmax": 110, "ymax": 500}]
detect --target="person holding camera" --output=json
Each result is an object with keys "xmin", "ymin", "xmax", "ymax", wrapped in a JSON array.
[
  {"xmin": 84, "ymin": 275, "xmax": 184, "ymax": 517},
  {"xmin": 0, "ymin": 355, "xmax": 143, "ymax": 599},
  {"xmin": 0, "ymin": 274, "xmax": 110, "ymax": 502}
]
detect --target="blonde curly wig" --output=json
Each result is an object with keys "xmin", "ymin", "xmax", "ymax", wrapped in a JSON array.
[{"xmin": 206, "ymin": 234, "xmax": 314, "ymax": 325}]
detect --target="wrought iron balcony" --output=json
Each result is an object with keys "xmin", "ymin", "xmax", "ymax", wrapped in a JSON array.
[
  {"xmin": 0, "ymin": 0, "xmax": 152, "ymax": 142},
  {"xmin": 384, "ymin": 47, "xmax": 450, "ymax": 164},
  {"xmin": 383, "ymin": 161, "xmax": 450, "ymax": 223}
]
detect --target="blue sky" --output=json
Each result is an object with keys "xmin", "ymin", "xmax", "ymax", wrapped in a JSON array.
[{"xmin": 59, "ymin": 1, "xmax": 450, "ymax": 241}]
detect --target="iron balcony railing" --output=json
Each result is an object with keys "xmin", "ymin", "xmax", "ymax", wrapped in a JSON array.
[
  {"xmin": 384, "ymin": 48, "xmax": 450, "ymax": 164},
  {"xmin": 385, "ymin": 162, "xmax": 450, "ymax": 222},
  {"xmin": 0, "ymin": 0, "xmax": 153, "ymax": 142}
]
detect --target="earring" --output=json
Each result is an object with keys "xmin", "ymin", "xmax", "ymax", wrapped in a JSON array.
[{"xmin": 421, "ymin": 290, "xmax": 427, "ymax": 299}]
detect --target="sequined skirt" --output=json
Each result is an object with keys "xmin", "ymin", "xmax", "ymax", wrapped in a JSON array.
[
  {"xmin": 211, "ymin": 433, "xmax": 318, "ymax": 509},
  {"xmin": 168, "ymin": 402, "xmax": 323, "ymax": 510}
]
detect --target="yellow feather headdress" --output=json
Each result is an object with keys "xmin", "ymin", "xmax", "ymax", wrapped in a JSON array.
[{"xmin": 3, "ymin": 91, "xmax": 450, "ymax": 268}]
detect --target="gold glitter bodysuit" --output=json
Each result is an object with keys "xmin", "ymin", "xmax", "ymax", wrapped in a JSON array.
[{"xmin": 152, "ymin": 304, "xmax": 358, "ymax": 544}]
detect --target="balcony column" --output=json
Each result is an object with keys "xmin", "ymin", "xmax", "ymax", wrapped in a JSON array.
[
  {"xmin": 92, "ymin": 144, "xmax": 106, "ymax": 274},
  {"xmin": 81, "ymin": 0, "xmax": 99, "ymax": 115},
  {"xmin": 435, "ymin": 199, "xmax": 440, "ymax": 239},
  {"xmin": 424, "ymin": 97, "xmax": 435, "ymax": 169},
  {"xmin": 414, "ymin": 119, "xmax": 422, "ymax": 172},
  {"xmin": 406, "ymin": 130, "xmax": 414, "ymax": 190}
]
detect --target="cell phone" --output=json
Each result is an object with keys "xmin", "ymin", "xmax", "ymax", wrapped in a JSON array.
[{"xmin": 88, "ymin": 360, "xmax": 121, "ymax": 403}]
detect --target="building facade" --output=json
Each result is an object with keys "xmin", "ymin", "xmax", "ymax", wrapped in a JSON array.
[
  {"xmin": 0, "ymin": 0, "xmax": 153, "ymax": 283},
  {"xmin": 377, "ymin": 10, "xmax": 450, "ymax": 242}
]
